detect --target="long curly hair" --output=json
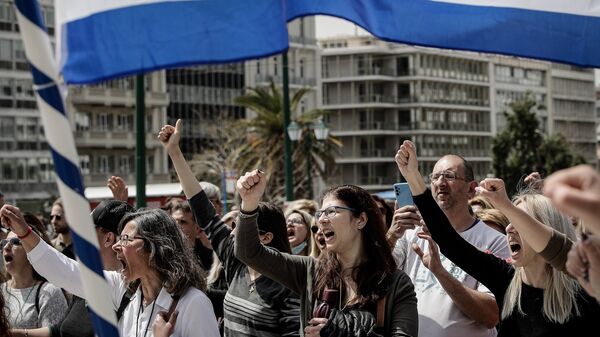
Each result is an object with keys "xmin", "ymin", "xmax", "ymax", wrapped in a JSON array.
[
  {"xmin": 313, "ymin": 185, "xmax": 397, "ymax": 307},
  {"xmin": 118, "ymin": 209, "xmax": 206, "ymax": 298}
]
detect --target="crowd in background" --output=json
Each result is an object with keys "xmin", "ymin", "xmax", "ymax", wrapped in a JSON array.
[{"xmin": 0, "ymin": 121, "xmax": 599, "ymax": 337}]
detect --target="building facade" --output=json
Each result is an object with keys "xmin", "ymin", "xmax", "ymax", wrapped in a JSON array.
[
  {"xmin": 0, "ymin": 0, "xmax": 170, "ymax": 206},
  {"xmin": 320, "ymin": 36, "xmax": 597, "ymax": 191}
]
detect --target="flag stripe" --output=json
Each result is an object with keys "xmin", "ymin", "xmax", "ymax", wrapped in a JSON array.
[
  {"xmin": 61, "ymin": 0, "xmax": 288, "ymax": 84},
  {"xmin": 287, "ymin": 0, "xmax": 600, "ymax": 68}
]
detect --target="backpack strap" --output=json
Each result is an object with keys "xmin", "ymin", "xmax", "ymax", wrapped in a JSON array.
[
  {"xmin": 116, "ymin": 290, "xmax": 133, "ymax": 321},
  {"xmin": 35, "ymin": 281, "xmax": 46, "ymax": 314}
]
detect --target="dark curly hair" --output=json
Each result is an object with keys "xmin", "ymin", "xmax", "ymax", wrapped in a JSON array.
[
  {"xmin": 118, "ymin": 209, "xmax": 206, "ymax": 297},
  {"xmin": 313, "ymin": 185, "xmax": 397, "ymax": 307}
]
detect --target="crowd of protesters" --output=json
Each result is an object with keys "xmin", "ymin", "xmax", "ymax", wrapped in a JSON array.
[{"xmin": 1, "ymin": 121, "xmax": 600, "ymax": 337}]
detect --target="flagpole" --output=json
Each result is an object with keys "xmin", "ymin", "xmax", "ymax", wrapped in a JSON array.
[{"xmin": 13, "ymin": 1, "xmax": 120, "ymax": 336}]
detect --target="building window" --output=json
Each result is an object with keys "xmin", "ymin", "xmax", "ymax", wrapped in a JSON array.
[
  {"xmin": 79, "ymin": 155, "xmax": 90, "ymax": 175},
  {"xmin": 99, "ymin": 155, "xmax": 109, "ymax": 174},
  {"xmin": 118, "ymin": 156, "xmax": 130, "ymax": 174},
  {"xmin": 97, "ymin": 113, "xmax": 109, "ymax": 131},
  {"xmin": 116, "ymin": 113, "xmax": 130, "ymax": 131},
  {"xmin": 75, "ymin": 112, "xmax": 90, "ymax": 132}
]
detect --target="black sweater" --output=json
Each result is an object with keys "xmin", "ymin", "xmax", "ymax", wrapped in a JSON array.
[{"xmin": 413, "ymin": 190, "xmax": 600, "ymax": 337}]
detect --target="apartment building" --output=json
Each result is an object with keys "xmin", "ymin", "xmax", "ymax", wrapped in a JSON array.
[
  {"xmin": 245, "ymin": 17, "xmax": 321, "ymax": 115},
  {"xmin": 0, "ymin": 0, "xmax": 170, "ymax": 205},
  {"xmin": 320, "ymin": 36, "xmax": 596, "ymax": 191},
  {"xmin": 166, "ymin": 64, "xmax": 245, "ymax": 159}
]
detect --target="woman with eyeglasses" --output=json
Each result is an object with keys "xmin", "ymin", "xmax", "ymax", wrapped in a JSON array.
[
  {"xmin": 0, "ymin": 204, "xmax": 219, "ymax": 337},
  {"xmin": 159, "ymin": 120, "xmax": 301, "ymax": 337},
  {"xmin": 285, "ymin": 209, "xmax": 314, "ymax": 256},
  {"xmin": 234, "ymin": 170, "xmax": 418, "ymax": 337},
  {"xmin": 0, "ymin": 215, "xmax": 68, "ymax": 331}
]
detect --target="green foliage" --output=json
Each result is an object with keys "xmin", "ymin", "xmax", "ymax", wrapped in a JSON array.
[
  {"xmin": 492, "ymin": 96, "xmax": 586, "ymax": 196},
  {"xmin": 231, "ymin": 80, "xmax": 341, "ymax": 205}
]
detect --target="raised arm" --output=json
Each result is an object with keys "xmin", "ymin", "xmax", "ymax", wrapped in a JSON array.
[
  {"xmin": 158, "ymin": 120, "xmax": 201, "ymax": 198},
  {"xmin": 1, "ymin": 204, "xmax": 124, "ymax": 303},
  {"xmin": 159, "ymin": 120, "xmax": 233, "ymax": 265},
  {"xmin": 478, "ymin": 178, "xmax": 571, "ymax": 271},
  {"xmin": 234, "ymin": 170, "xmax": 312, "ymax": 295}
]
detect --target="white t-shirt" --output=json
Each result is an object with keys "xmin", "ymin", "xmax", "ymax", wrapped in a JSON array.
[{"xmin": 394, "ymin": 220, "xmax": 510, "ymax": 337}]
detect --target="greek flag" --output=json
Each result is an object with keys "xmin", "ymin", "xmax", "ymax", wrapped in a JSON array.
[{"xmin": 57, "ymin": 0, "xmax": 600, "ymax": 84}]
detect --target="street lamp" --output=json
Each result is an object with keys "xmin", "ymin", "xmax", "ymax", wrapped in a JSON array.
[{"xmin": 287, "ymin": 119, "xmax": 330, "ymax": 199}]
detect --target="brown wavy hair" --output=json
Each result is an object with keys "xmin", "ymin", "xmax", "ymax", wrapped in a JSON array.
[{"xmin": 313, "ymin": 185, "xmax": 397, "ymax": 307}]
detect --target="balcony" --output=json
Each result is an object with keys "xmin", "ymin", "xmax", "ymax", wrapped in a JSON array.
[
  {"xmin": 69, "ymin": 87, "xmax": 169, "ymax": 107},
  {"xmin": 289, "ymin": 35, "xmax": 318, "ymax": 45},
  {"xmin": 84, "ymin": 173, "xmax": 170, "ymax": 187},
  {"xmin": 324, "ymin": 95, "xmax": 417, "ymax": 106},
  {"xmin": 411, "ymin": 121, "xmax": 491, "ymax": 132},
  {"xmin": 254, "ymin": 74, "xmax": 317, "ymax": 87}
]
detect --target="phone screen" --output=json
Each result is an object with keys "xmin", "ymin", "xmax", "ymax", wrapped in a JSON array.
[{"xmin": 393, "ymin": 183, "xmax": 414, "ymax": 207}]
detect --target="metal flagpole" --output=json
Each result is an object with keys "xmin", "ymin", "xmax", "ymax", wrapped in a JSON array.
[{"xmin": 13, "ymin": 1, "xmax": 120, "ymax": 336}]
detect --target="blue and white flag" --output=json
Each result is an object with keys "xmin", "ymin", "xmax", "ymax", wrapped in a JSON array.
[
  {"xmin": 56, "ymin": 0, "xmax": 289, "ymax": 84},
  {"xmin": 57, "ymin": 0, "xmax": 600, "ymax": 84},
  {"xmin": 288, "ymin": 0, "xmax": 600, "ymax": 68}
]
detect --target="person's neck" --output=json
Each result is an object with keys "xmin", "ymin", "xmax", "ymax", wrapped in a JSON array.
[
  {"xmin": 10, "ymin": 272, "xmax": 37, "ymax": 289},
  {"xmin": 444, "ymin": 207, "xmax": 476, "ymax": 232},
  {"xmin": 248, "ymin": 267, "xmax": 261, "ymax": 281},
  {"xmin": 337, "ymin": 244, "xmax": 365, "ymax": 276},
  {"xmin": 140, "ymin": 272, "xmax": 163, "ymax": 306},
  {"xmin": 521, "ymin": 258, "xmax": 548, "ymax": 288}
]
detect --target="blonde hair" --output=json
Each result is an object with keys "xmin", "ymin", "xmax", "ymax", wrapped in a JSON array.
[
  {"xmin": 286, "ymin": 199, "xmax": 318, "ymax": 216},
  {"xmin": 474, "ymin": 208, "xmax": 509, "ymax": 233},
  {"xmin": 284, "ymin": 208, "xmax": 314, "ymax": 256},
  {"xmin": 501, "ymin": 192, "xmax": 581, "ymax": 323},
  {"xmin": 468, "ymin": 195, "xmax": 494, "ymax": 210}
]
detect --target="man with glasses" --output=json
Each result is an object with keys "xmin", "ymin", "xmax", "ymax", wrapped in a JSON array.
[
  {"xmin": 391, "ymin": 154, "xmax": 510, "ymax": 337},
  {"xmin": 50, "ymin": 198, "xmax": 76, "ymax": 260}
]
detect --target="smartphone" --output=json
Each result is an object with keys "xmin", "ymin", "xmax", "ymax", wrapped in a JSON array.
[{"xmin": 393, "ymin": 183, "xmax": 414, "ymax": 207}]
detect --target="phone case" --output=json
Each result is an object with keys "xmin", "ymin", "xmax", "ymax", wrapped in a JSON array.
[{"xmin": 393, "ymin": 183, "xmax": 414, "ymax": 207}]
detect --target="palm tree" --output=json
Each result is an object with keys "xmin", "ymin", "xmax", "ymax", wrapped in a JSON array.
[{"xmin": 232, "ymin": 80, "xmax": 341, "ymax": 204}]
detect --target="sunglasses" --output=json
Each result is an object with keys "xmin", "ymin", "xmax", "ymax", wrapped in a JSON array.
[
  {"xmin": 1, "ymin": 237, "xmax": 22, "ymax": 249},
  {"xmin": 50, "ymin": 214, "xmax": 63, "ymax": 221}
]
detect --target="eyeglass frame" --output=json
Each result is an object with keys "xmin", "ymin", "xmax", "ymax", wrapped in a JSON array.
[
  {"xmin": 1, "ymin": 237, "xmax": 22, "ymax": 249},
  {"xmin": 314, "ymin": 205, "xmax": 359, "ymax": 220},
  {"xmin": 115, "ymin": 234, "xmax": 145, "ymax": 247},
  {"xmin": 286, "ymin": 218, "xmax": 306, "ymax": 226},
  {"xmin": 428, "ymin": 170, "xmax": 468, "ymax": 182}
]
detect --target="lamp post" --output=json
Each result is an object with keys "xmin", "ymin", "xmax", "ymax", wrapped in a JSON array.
[{"xmin": 287, "ymin": 119, "xmax": 329, "ymax": 199}]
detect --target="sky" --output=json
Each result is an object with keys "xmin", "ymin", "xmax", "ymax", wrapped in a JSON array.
[{"xmin": 315, "ymin": 15, "xmax": 600, "ymax": 86}]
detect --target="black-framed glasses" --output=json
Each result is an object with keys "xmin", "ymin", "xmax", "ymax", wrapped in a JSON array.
[
  {"xmin": 115, "ymin": 234, "xmax": 144, "ymax": 247},
  {"xmin": 50, "ymin": 214, "xmax": 63, "ymax": 221},
  {"xmin": 1, "ymin": 238, "xmax": 22, "ymax": 249},
  {"xmin": 314, "ymin": 205, "xmax": 358, "ymax": 220},
  {"xmin": 428, "ymin": 170, "xmax": 467, "ymax": 182}
]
